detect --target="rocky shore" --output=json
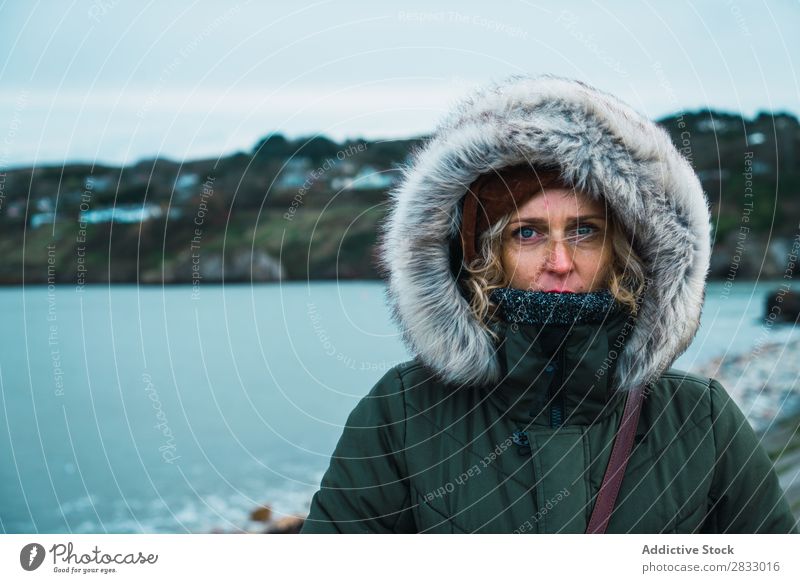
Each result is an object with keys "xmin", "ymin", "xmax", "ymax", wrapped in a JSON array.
[
  {"xmin": 695, "ymin": 335, "xmax": 800, "ymax": 519},
  {"xmin": 695, "ymin": 338, "xmax": 800, "ymax": 433}
]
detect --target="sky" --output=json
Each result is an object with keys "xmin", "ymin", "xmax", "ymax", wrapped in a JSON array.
[{"xmin": 1, "ymin": 0, "xmax": 798, "ymax": 167}]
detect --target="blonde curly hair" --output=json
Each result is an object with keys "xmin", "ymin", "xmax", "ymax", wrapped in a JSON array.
[{"xmin": 461, "ymin": 199, "xmax": 646, "ymax": 342}]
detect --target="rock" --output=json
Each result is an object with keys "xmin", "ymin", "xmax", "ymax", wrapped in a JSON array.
[
  {"xmin": 765, "ymin": 289, "xmax": 800, "ymax": 323},
  {"xmin": 182, "ymin": 250, "xmax": 286, "ymax": 282},
  {"xmin": 142, "ymin": 249, "xmax": 285, "ymax": 283},
  {"xmin": 694, "ymin": 337, "xmax": 800, "ymax": 432},
  {"xmin": 250, "ymin": 504, "xmax": 273, "ymax": 523}
]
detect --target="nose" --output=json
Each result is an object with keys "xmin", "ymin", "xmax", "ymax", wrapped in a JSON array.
[{"xmin": 545, "ymin": 238, "xmax": 574, "ymax": 273}]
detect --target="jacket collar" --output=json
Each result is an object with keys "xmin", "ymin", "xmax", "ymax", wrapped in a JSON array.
[{"xmin": 483, "ymin": 289, "xmax": 635, "ymax": 427}]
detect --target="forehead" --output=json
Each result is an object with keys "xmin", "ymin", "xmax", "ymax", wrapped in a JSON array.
[{"xmin": 512, "ymin": 187, "xmax": 607, "ymax": 218}]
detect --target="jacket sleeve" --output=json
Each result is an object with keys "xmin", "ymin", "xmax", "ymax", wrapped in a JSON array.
[
  {"xmin": 299, "ymin": 367, "xmax": 414, "ymax": 533},
  {"xmin": 701, "ymin": 378, "xmax": 798, "ymax": 533}
]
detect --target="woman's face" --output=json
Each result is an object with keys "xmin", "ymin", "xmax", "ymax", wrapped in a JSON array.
[{"xmin": 500, "ymin": 187, "xmax": 613, "ymax": 292}]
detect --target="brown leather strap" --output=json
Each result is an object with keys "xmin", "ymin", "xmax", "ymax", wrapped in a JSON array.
[{"xmin": 586, "ymin": 384, "xmax": 645, "ymax": 533}]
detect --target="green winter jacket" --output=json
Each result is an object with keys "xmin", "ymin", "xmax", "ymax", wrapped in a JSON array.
[
  {"xmin": 300, "ymin": 74, "xmax": 797, "ymax": 534},
  {"xmin": 301, "ymin": 307, "xmax": 797, "ymax": 533}
]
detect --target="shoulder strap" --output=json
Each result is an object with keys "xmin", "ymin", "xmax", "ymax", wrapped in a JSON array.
[{"xmin": 586, "ymin": 384, "xmax": 645, "ymax": 534}]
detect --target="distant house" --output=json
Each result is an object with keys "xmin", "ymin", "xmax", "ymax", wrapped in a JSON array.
[
  {"xmin": 5, "ymin": 200, "xmax": 24, "ymax": 219},
  {"xmin": 348, "ymin": 165, "xmax": 395, "ymax": 190},
  {"xmin": 332, "ymin": 166, "xmax": 396, "ymax": 191},
  {"xmin": 36, "ymin": 197, "xmax": 54, "ymax": 212},
  {"xmin": 30, "ymin": 212, "xmax": 56, "ymax": 228},
  {"xmin": 174, "ymin": 173, "xmax": 200, "ymax": 201},
  {"xmin": 330, "ymin": 176, "xmax": 350, "ymax": 190},
  {"xmin": 277, "ymin": 157, "xmax": 312, "ymax": 189},
  {"xmin": 338, "ymin": 160, "xmax": 357, "ymax": 175},
  {"xmin": 80, "ymin": 204, "xmax": 164, "ymax": 224},
  {"xmin": 697, "ymin": 118, "xmax": 734, "ymax": 133},
  {"xmin": 30, "ymin": 204, "xmax": 173, "ymax": 227}
]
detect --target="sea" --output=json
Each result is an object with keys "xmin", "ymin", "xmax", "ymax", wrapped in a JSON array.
[{"xmin": 0, "ymin": 279, "xmax": 797, "ymax": 533}]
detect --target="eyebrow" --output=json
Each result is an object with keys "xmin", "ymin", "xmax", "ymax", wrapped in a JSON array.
[{"xmin": 507, "ymin": 214, "xmax": 607, "ymax": 227}]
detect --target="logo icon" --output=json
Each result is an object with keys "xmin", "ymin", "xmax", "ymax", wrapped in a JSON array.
[{"xmin": 20, "ymin": 543, "xmax": 46, "ymax": 571}]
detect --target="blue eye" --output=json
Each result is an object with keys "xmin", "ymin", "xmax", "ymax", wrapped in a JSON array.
[{"xmin": 516, "ymin": 226, "xmax": 537, "ymax": 239}]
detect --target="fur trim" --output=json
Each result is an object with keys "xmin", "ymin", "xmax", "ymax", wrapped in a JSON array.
[{"xmin": 376, "ymin": 74, "xmax": 711, "ymax": 393}]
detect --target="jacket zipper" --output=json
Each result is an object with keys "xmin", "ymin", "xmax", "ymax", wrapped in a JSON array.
[{"xmin": 549, "ymin": 344, "xmax": 566, "ymax": 428}]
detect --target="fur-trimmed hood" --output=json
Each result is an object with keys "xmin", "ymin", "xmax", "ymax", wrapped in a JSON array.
[{"xmin": 376, "ymin": 74, "xmax": 712, "ymax": 394}]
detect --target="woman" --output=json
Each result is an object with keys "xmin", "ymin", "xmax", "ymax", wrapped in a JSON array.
[{"xmin": 299, "ymin": 74, "xmax": 797, "ymax": 533}]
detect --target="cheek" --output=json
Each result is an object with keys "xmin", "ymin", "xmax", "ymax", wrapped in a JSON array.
[
  {"xmin": 502, "ymin": 245, "xmax": 543, "ymax": 276},
  {"xmin": 500, "ymin": 246, "xmax": 514, "ymax": 275},
  {"xmin": 502, "ymin": 243, "xmax": 529, "ymax": 267},
  {"xmin": 580, "ymin": 245, "xmax": 613, "ymax": 276},
  {"xmin": 500, "ymin": 240, "xmax": 512, "ymax": 261}
]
